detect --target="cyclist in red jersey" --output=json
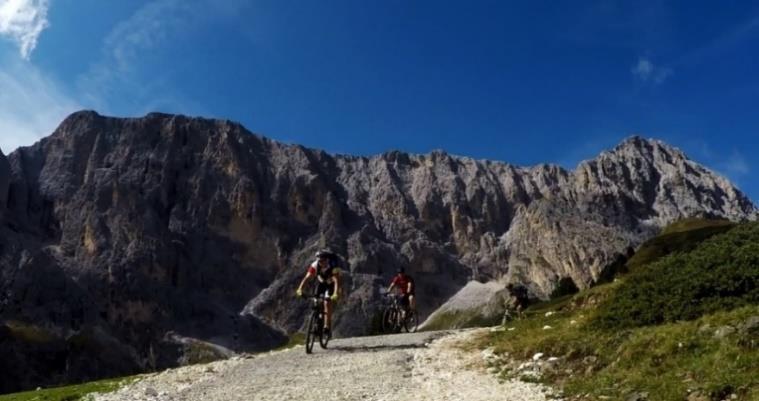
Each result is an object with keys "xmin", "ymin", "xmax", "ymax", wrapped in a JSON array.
[{"xmin": 387, "ymin": 267, "xmax": 415, "ymax": 315}]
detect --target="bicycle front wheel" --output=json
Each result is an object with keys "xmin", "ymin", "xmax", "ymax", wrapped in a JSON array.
[
  {"xmin": 403, "ymin": 310, "xmax": 419, "ymax": 333},
  {"xmin": 305, "ymin": 312, "xmax": 317, "ymax": 354}
]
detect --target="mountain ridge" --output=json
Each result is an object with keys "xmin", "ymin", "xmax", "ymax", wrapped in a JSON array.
[{"xmin": 0, "ymin": 110, "xmax": 755, "ymax": 392}]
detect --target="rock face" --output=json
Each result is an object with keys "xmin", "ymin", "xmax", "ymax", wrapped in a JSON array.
[
  {"xmin": 0, "ymin": 148, "xmax": 9, "ymax": 215},
  {"xmin": 0, "ymin": 111, "xmax": 756, "ymax": 392}
]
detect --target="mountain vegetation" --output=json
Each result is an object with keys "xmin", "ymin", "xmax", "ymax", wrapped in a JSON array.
[{"xmin": 485, "ymin": 220, "xmax": 759, "ymax": 401}]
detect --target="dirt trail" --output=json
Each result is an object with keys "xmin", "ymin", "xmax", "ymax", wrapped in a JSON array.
[{"xmin": 94, "ymin": 329, "xmax": 560, "ymax": 401}]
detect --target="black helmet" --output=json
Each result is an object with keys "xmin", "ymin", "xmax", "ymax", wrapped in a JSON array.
[
  {"xmin": 396, "ymin": 267, "xmax": 405, "ymax": 274},
  {"xmin": 316, "ymin": 249, "xmax": 333, "ymax": 259}
]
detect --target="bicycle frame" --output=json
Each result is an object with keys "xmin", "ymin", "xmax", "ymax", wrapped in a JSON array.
[
  {"xmin": 302, "ymin": 293, "xmax": 331, "ymax": 354},
  {"xmin": 381, "ymin": 293, "xmax": 417, "ymax": 334}
]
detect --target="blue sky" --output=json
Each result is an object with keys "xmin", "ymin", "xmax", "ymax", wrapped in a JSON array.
[{"xmin": 1, "ymin": 0, "xmax": 758, "ymax": 201}]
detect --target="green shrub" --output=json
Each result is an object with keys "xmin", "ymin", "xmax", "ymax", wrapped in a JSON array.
[{"xmin": 593, "ymin": 223, "xmax": 759, "ymax": 330}]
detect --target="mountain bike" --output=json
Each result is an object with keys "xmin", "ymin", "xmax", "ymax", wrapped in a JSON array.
[
  {"xmin": 381, "ymin": 293, "xmax": 418, "ymax": 334},
  {"xmin": 302, "ymin": 293, "xmax": 331, "ymax": 354}
]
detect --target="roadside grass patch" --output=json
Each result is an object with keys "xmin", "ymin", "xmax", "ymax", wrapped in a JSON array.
[
  {"xmin": 487, "ymin": 301, "xmax": 759, "ymax": 400},
  {"xmin": 0, "ymin": 375, "xmax": 140, "ymax": 401}
]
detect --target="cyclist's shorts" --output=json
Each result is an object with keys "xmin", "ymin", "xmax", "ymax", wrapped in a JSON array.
[
  {"xmin": 400, "ymin": 293, "xmax": 414, "ymax": 306},
  {"xmin": 316, "ymin": 282, "xmax": 335, "ymax": 297}
]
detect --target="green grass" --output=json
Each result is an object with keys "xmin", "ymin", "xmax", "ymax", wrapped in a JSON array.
[
  {"xmin": 0, "ymin": 375, "xmax": 140, "ymax": 401},
  {"xmin": 481, "ymin": 220, "xmax": 759, "ymax": 401},
  {"xmin": 486, "ymin": 298, "xmax": 759, "ymax": 400}
]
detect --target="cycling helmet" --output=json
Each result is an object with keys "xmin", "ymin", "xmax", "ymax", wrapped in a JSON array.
[
  {"xmin": 316, "ymin": 249, "xmax": 333, "ymax": 259},
  {"xmin": 396, "ymin": 267, "xmax": 405, "ymax": 274}
]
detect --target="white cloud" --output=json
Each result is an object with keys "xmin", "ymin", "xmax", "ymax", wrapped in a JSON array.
[
  {"xmin": 0, "ymin": 56, "xmax": 80, "ymax": 154},
  {"xmin": 77, "ymin": 0, "xmax": 186, "ymax": 109},
  {"xmin": 722, "ymin": 150, "xmax": 750, "ymax": 175},
  {"xmin": 76, "ymin": 0, "xmax": 249, "ymax": 115},
  {"xmin": 631, "ymin": 57, "xmax": 672, "ymax": 84},
  {"xmin": 0, "ymin": 0, "xmax": 50, "ymax": 59},
  {"xmin": 77, "ymin": 0, "xmax": 226, "ymax": 115},
  {"xmin": 632, "ymin": 58, "xmax": 653, "ymax": 78}
]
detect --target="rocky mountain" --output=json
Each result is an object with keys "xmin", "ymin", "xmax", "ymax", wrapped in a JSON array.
[{"xmin": 0, "ymin": 111, "xmax": 755, "ymax": 392}]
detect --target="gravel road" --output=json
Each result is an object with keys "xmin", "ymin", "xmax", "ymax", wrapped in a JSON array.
[{"xmin": 94, "ymin": 329, "xmax": 560, "ymax": 401}]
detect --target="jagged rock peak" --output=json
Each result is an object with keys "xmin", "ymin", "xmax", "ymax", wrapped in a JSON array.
[{"xmin": 604, "ymin": 135, "xmax": 693, "ymax": 162}]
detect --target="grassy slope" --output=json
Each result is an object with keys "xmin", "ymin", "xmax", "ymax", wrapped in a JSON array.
[
  {"xmin": 624, "ymin": 218, "xmax": 735, "ymax": 272},
  {"xmin": 483, "ymin": 219, "xmax": 759, "ymax": 401}
]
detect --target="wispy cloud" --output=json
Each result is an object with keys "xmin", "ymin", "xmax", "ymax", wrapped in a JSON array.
[
  {"xmin": 676, "ymin": 15, "xmax": 759, "ymax": 67},
  {"xmin": 683, "ymin": 140, "xmax": 751, "ymax": 185},
  {"xmin": 721, "ymin": 149, "xmax": 750, "ymax": 175},
  {"xmin": 77, "ymin": 0, "xmax": 247, "ymax": 115},
  {"xmin": 76, "ymin": 0, "xmax": 193, "ymax": 111},
  {"xmin": 0, "ymin": 0, "xmax": 50, "ymax": 59},
  {"xmin": 0, "ymin": 55, "xmax": 80, "ymax": 154},
  {"xmin": 631, "ymin": 57, "xmax": 672, "ymax": 84}
]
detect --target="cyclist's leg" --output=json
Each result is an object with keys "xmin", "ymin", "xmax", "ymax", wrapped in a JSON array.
[
  {"xmin": 400, "ymin": 294, "xmax": 409, "ymax": 317},
  {"xmin": 324, "ymin": 286, "xmax": 334, "ymax": 332},
  {"xmin": 409, "ymin": 294, "xmax": 416, "ymax": 313},
  {"xmin": 324, "ymin": 299, "xmax": 332, "ymax": 330},
  {"xmin": 315, "ymin": 283, "xmax": 329, "ymax": 332}
]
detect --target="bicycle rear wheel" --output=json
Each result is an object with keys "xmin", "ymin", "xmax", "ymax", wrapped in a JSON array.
[
  {"xmin": 403, "ymin": 309, "xmax": 418, "ymax": 333},
  {"xmin": 305, "ymin": 313, "xmax": 317, "ymax": 354}
]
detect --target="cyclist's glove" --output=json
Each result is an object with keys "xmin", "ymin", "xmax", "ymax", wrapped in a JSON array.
[
  {"xmin": 296, "ymin": 288, "xmax": 302, "ymax": 298},
  {"xmin": 330, "ymin": 293, "xmax": 339, "ymax": 302}
]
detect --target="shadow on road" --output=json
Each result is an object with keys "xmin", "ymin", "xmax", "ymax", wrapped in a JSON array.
[{"xmin": 327, "ymin": 343, "xmax": 427, "ymax": 353}]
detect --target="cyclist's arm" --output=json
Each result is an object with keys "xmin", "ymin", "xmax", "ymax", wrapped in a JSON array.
[
  {"xmin": 387, "ymin": 275, "xmax": 397, "ymax": 293},
  {"xmin": 297, "ymin": 270, "xmax": 314, "ymax": 293},
  {"xmin": 332, "ymin": 269, "xmax": 340, "ymax": 296}
]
